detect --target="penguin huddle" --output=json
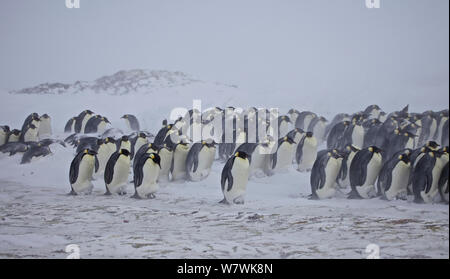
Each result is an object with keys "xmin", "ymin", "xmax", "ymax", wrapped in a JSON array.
[
  {"xmin": 2, "ymin": 105, "xmax": 448, "ymax": 206},
  {"xmin": 310, "ymin": 104, "xmax": 449, "ymax": 204},
  {"xmin": 1, "ymin": 113, "xmax": 62, "ymax": 164}
]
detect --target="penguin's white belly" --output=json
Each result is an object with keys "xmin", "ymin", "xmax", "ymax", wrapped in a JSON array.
[
  {"xmin": 250, "ymin": 147, "xmax": 268, "ymax": 176},
  {"xmin": 224, "ymin": 159, "xmax": 249, "ymax": 203},
  {"xmin": 428, "ymin": 119, "xmax": 437, "ymax": 141},
  {"xmin": 352, "ymin": 125, "xmax": 365, "ymax": 149},
  {"xmin": 358, "ymin": 154, "xmax": 382, "ymax": 198},
  {"xmin": 274, "ymin": 144, "xmax": 294, "ymax": 171},
  {"xmin": 158, "ymin": 149, "xmax": 173, "ymax": 181},
  {"xmin": 297, "ymin": 139, "xmax": 317, "ymax": 172},
  {"xmin": 303, "ymin": 115, "xmax": 314, "ymax": 130},
  {"xmin": 24, "ymin": 130, "xmax": 39, "ymax": 142},
  {"xmin": 172, "ymin": 148, "xmax": 189, "ymax": 181},
  {"xmin": 96, "ymin": 146, "xmax": 113, "ymax": 175},
  {"xmin": 189, "ymin": 149, "xmax": 213, "ymax": 181},
  {"xmin": 97, "ymin": 121, "xmax": 107, "ymax": 134},
  {"xmin": 81, "ymin": 115, "xmax": 92, "ymax": 133},
  {"xmin": 384, "ymin": 162, "xmax": 411, "ymax": 200},
  {"xmin": 119, "ymin": 141, "xmax": 131, "ymax": 153},
  {"xmin": 134, "ymin": 138, "xmax": 148, "ymax": 154},
  {"xmin": 137, "ymin": 162, "xmax": 160, "ymax": 198},
  {"xmin": 316, "ymin": 158, "xmax": 341, "ymax": 199},
  {"xmin": 0, "ymin": 132, "xmax": 7, "ymax": 145},
  {"xmin": 405, "ymin": 137, "xmax": 414, "ymax": 149},
  {"xmin": 421, "ymin": 159, "xmax": 444, "ymax": 203},
  {"xmin": 8, "ymin": 134, "xmax": 20, "ymax": 143},
  {"xmin": 371, "ymin": 109, "xmax": 381, "ymax": 119},
  {"xmin": 38, "ymin": 119, "xmax": 52, "ymax": 137},
  {"xmin": 107, "ymin": 158, "xmax": 130, "ymax": 193},
  {"xmin": 436, "ymin": 117, "xmax": 447, "ymax": 143},
  {"xmin": 72, "ymin": 156, "xmax": 95, "ymax": 194}
]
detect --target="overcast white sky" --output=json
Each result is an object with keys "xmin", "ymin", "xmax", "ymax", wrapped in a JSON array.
[{"xmin": 0, "ymin": 0, "xmax": 448, "ymax": 103}]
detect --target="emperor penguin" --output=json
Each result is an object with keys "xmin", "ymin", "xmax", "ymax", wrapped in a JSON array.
[
  {"xmin": 84, "ymin": 116, "xmax": 111, "ymax": 134},
  {"xmin": 94, "ymin": 137, "xmax": 117, "ymax": 178},
  {"xmin": 238, "ymin": 139, "xmax": 273, "ymax": 178},
  {"xmin": 38, "ymin": 114, "xmax": 52, "ymax": 138},
  {"xmin": 132, "ymin": 153, "xmax": 161, "ymax": 199},
  {"xmin": 412, "ymin": 151, "xmax": 444, "ymax": 203},
  {"xmin": 378, "ymin": 111, "xmax": 387, "ymax": 123},
  {"xmin": 69, "ymin": 149, "xmax": 99, "ymax": 195},
  {"xmin": 121, "ymin": 114, "xmax": 140, "ymax": 132},
  {"xmin": 336, "ymin": 144, "xmax": 360, "ymax": 188},
  {"xmin": 75, "ymin": 110, "xmax": 94, "ymax": 134},
  {"xmin": 133, "ymin": 143, "xmax": 161, "ymax": 171},
  {"xmin": 287, "ymin": 109, "xmax": 301, "ymax": 127},
  {"xmin": 277, "ymin": 115, "xmax": 291, "ymax": 138},
  {"xmin": 104, "ymin": 149, "xmax": 132, "ymax": 195},
  {"xmin": 307, "ymin": 116, "xmax": 327, "ymax": 144},
  {"xmin": 154, "ymin": 124, "xmax": 174, "ymax": 146},
  {"xmin": 433, "ymin": 110, "xmax": 448, "ymax": 142},
  {"xmin": 295, "ymin": 111, "xmax": 317, "ymax": 130},
  {"xmin": 65, "ymin": 117, "xmax": 77, "ymax": 133},
  {"xmin": 310, "ymin": 150, "xmax": 343, "ymax": 199},
  {"xmin": 377, "ymin": 154, "xmax": 411, "ymax": 201},
  {"xmin": 20, "ymin": 124, "xmax": 39, "ymax": 143},
  {"xmin": 220, "ymin": 151, "xmax": 250, "ymax": 204},
  {"xmin": 170, "ymin": 139, "xmax": 191, "ymax": 181},
  {"xmin": 0, "ymin": 125, "xmax": 10, "ymax": 146},
  {"xmin": 20, "ymin": 113, "xmax": 40, "ymax": 133},
  {"xmin": 7, "ymin": 129, "xmax": 21, "ymax": 143},
  {"xmin": 20, "ymin": 143, "xmax": 52, "ymax": 164},
  {"xmin": 269, "ymin": 136, "xmax": 296, "ymax": 173},
  {"xmin": 295, "ymin": 132, "xmax": 318, "ymax": 172},
  {"xmin": 349, "ymin": 117, "xmax": 365, "ymax": 149},
  {"xmin": 348, "ymin": 146, "xmax": 383, "ymax": 199},
  {"xmin": 132, "ymin": 132, "xmax": 149, "ymax": 155},
  {"xmin": 438, "ymin": 161, "xmax": 449, "ymax": 204},
  {"xmin": 156, "ymin": 143, "xmax": 173, "ymax": 183},
  {"xmin": 185, "ymin": 140, "xmax": 216, "ymax": 181}
]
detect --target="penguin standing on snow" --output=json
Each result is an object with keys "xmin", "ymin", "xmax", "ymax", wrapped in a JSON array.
[
  {"xmin": 269, "ymin": 136, "xmax": 296, "ymax": 173},
  {"xmin": 116, "ymin": 135, "xmax": 132, "ymax": 157},
  {"xmin": 69, "ymin": 149, "xmax": 99, "ymax": 195},
  {"xmin": 310, "ymin": 150, "xmax": 343, "ymax": 199},
  {"xmin": 170, "ymin": 139, "xmax": 191, "ymax": 181},
  {"xmin": 186, "ymin": 140, "xmax": 216, "ymax": 182},
  {"xmin": 295, "ymin": 132, "xmax": 317, "ymax": 172},
  {"xmin": 104, "ymin": 149, "xmax": 131, "ymax": 195},
  {"xmin": 121, "ymin": 114, "xmax": 140, "ymax": 132},
  {"xmin": 377, "ymin": 154, "xmax": 411, "ymax": 200},
  {"xmin": 20, "ymin": 124, "xmax": 39, "ymax": 143},
  {"xmin": 132, "ymin": 153, "xmax": 161, "ymax": 199},
  {"xmin": 94, "ymin": 137, "xmax": 116, "ymax": 177},
  {"xmin": 74, "ymin": 110, "xmax": 94, "ymax": 134},
  {"xmin": 412, "ymin": 151, "xmax": 443, "ymax": 203},
  {"xmin": 156, "ymin": 143, "xmax": 173, "ymax": 182},
  {"xmin": 336, "ymin": 144, "xmax": 360, "ymax": 188},
  {"xmin": 84, "ymin": 116, "xmax": 111, "ymax": 134},
  {"xmin": 220, "ymin": 151, "xmax": 250, "ymax": 204},
  {"xmin": 348, "ymin": 146, "xmax": 383, "ymax": 199},
  {"xmin": 7, "ymin": 129, "xmax": 21, "ymax": 143}
]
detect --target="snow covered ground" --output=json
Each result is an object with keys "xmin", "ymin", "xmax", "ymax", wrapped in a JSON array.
[{"xmin": 0, "ymin": 77, "xmax": 448, "ymax": 259}]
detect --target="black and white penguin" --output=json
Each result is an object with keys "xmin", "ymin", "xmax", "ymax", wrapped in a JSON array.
[
  {"xmin": 220, "ymin": 151, "xmax": 250, "ymax": 204},
  {"xmin": 104, "ymin": 149, "xmax": 132, "ymax": 195},
  {"xmin": 412, "ymin": 151, "xmax": 443, "ymax": 203},
  {"xmin": 131, "ymin": 132, "xmax": 149, "ymax": 155},
  {"xmin": 20, "ymin": 124, "xmax": 39, "ymax": 143},
  {"xmin": 377, "ymin": 153, "xmax": 411, "ymax": 200},
  {"xmin": 94, "ymin": 137, "xmax": 117, "ymax": 177},
  {"xmin": 307, "ymin": 116, "xmax": 327, "ymax": 144},
  {"xmin": 185, "ymin": 140, "xmax": 216, "ymax": 182},
  {"xmin": 287, "ymin": 109, "xmax": 301, "ymax": 127},
  {"xmin": 132, "ymin": 153, "xmax": 161, "ymax": 199},
  {"xmin": 69, "ymin": 149, "xmax": 99, "ymax": 195},
  {"xmin": 348, "ymin": 146, "xmax": 383, "ymax": 199},
  {"xmin": 121, "ymin": 114, "xmax": 140, "ymax": 132},
  {"xmin": 7, "ymin": 129, "xmax": 21, "ymax": 143},
  {"xmin": 20, "ymin": 144, "xmax": 52, "ymax": 164},
  {"xmin": 75, "ymin": 137, "xmax": 100, "ymax": 155},
  {"xmin": 310, "ymin": 150, "xmax": 343, "ymax": 199},
  {"xmin": 295, "ymin": 111, "xmax": 317, "ymax": 130},
  {"xmin": 438, "ymin": 161, "xmax": 449, "ymax": 204},
  {"xmin": 156, "ymin": 143, "xmax": 173, "ymax": 182},
  {"xmin": 74, "ymin": 110, "xmax": 94, "ymax": 134},
  {"xmin": 0, "ymin": 125, "xmax": 10, "ymax": 146},
  {"xmin": 64, "ymin": 117, "xmax": 77, "ymax": 133},
  {"xmin": 84, "ymin": 115, "xmax": 110, "ymax": 134},
  {"xmin": 336, "ymin": 144, "xmax": 360, "ymax": 188},
  {"xmin": 38, "ymin": 114, "xmax": 52, "ymax": 138},
  {"xmin": 133, "ymin": 143, "xmax": 161, "ymax": 172},
  {"xmin": 295, "ymin": 132, "xmax": 318, "ymax": 172},
  {"xmin": 153, "ymin": 124, "xmax": 174, "ymax": 146},
  {"xmin": 20, "ymin": 113, "xmax": 40, "ymax": 134},
  {"xmin": 269, "ymin": 136, "xmax": 296, "ymax": 173},
  {"xmin": 237, "ymin": 139, "xmax": 273, "ymax": 178},
  {"xmin": 116, "ymin": 135, "xmax": 132, "ymax": 157},
  {"xmin": 170, "ymin": 139, "xmax": 191, "ymax": 181}
]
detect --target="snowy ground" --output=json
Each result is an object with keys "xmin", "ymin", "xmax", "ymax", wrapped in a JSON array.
[{"xmin": 0, "ymin": 85, "xmax": 448, "ymax": 259}]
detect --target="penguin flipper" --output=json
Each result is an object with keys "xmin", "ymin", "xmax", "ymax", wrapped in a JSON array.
[{"xmin": 94, "ymin": 155, "xmax": 99, "ymax": 173}]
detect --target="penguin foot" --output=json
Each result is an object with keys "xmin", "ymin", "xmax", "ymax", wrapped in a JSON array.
[
  {"xmin": 104, "ymin": 191, "xmax": 112, "ymax": 196},
  {"xmin": 219, "ymin": 198, "xmax": 229, "ymax": 205},
  {"xmin": 347, "ymin": 190, "xmax": 362, "ymax": 199},
  {"xmin": 131, "ymin": 192, "xmax": 141, "ymax": 199},
  {"xmin": 68, "ymin": 189, "xmax": 77, "ymax": 196}
]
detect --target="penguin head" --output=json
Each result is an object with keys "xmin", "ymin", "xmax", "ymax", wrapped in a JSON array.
[
  {"xmin": 305, "ymin": 132, "xmax": 313, "ymax": 138},
  {"xmin": 84, "ymin": 149, "xmax": 97, "ymax": 156},
  {"xmin": 139, "ymin": 132, "xmax": 146, "ymax": 139},
  {"xmin": 427, "ymin": 141, "xmax": 440, "ymax": 150},
  {"xmin": 368, "ymin": 146, "xmax": 382, "ymax": 153},
  {"xmin": 41, "ymin": 114, "xmax": 50, "ymax": 119},
  {"xmin": 235, "ymin": 151, "xmax": 248, "ymax": 160},
  {"xmin": 441, "ymin": 146, "xmax": 449, "ymax": 154},
  {"xmin": 121, "ymin": 135, "xmax": 129, "ymax": 142},
  {"xmin": 119, "ymin": 149, "xmax": 130, "ymax": 157},
  {"xmin": 343, "ymin": 121, "xmax": 350, "ymax": 126},
  {"xmin": 121, "ymin": 115, "xmax": 128, "ymax": 119},
  {"xmin": 149, "ymin": 153, "xmax": 161, "ymax": 168},
  {"xmin": 103, "ymin": 117, "xmax": 111, "ymax": 124},
  {"xmin": 346, "ymin": 144, "xmax": 360, "ymax": 153},
  {"xmin": 398, "ymin": 154, "xmax": 410, "ymax": 164},
  {"xmin": 85, "ymin": 110, "xmax": 94, "ymax": 115}
]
